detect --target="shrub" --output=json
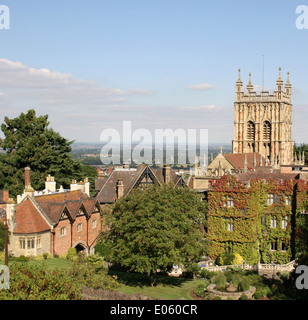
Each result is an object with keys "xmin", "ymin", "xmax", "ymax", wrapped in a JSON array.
[
  {"xmin": 230, "ymin": 253, "xmax": 244, "ymax": 265},
  {"xmin": 200, "ymin": 269, "xmax": 217, "ymax": 280},
  {"xmin": 213, "ymin": 296, "xmax": 222, "ymax": 300},
  {"xmin": 0, "ymin": 263, "xmax": 81, "ymax": 300},
  {"xmin": 68, "ymin": 253, "xmax": 119, "ymax": 290},
  {"xmin": 195, "ymin": 282, "xmax": 210, "ymax": 298},
  {"xmin": 240, "ymin": 294, "xmax": 248, "ymax": 300},
  {"xmin": 43, "ymin": 252, "xmax": 51, "ymax": 260},
  {"xmin": 254, "ymin": 291, "xmax": 262, "ymax": 300},
  {"xmin": 32, "ymin": 255, "xmax": 44, "ymax": 261},
  {"xmin": 213, "ymin": 273, "xmax": 227, "ymax": 290},
  {"xmin": 67, "ymin": 247, "xmax": 77, "ymax": 261},
  {"xmin": 238, "ymin": 279, "xmax": 250, "ymax": 292}
]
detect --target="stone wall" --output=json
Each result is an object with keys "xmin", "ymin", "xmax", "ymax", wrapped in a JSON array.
[{"xmin": 206, "ymin": 283, "xmax": 256, "ymax": 300}]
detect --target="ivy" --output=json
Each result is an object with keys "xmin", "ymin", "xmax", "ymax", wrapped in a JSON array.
[{"xmin": 207, "ymin": 175, "xmax": 303, "ymax": 265}]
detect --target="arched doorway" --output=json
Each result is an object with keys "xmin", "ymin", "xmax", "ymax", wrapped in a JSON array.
[{"xmin": 73, "ymin": 241, "xmax": 89, "ymax": 255}]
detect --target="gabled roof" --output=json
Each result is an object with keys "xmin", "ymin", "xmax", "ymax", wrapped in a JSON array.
[
  {"xmin": 14, "ymin": 198, "xmax": 52, "ymax": 234},
  {"xmin": 95, "ymin": 164, "xmax": 185, "ymax": 203},
  {"xmin": 14, "ymin": 190, "xmax": 100, "ymax": 234}
]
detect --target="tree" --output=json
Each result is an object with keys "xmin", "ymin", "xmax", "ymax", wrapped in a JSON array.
[
  {"xmin": 0, "ymin": 109, "xmax": 96, "ymax": 197},
  {"xmin": 104, "ymin": 184, "xmax": 208, "ymax": 286}
]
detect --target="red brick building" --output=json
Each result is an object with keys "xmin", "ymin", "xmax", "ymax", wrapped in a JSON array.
[{"xmin": 5, "ymin": 169, "xmax": 102, "ymax": 257}]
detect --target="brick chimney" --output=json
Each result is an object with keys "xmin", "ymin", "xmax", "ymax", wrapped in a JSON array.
[
  {"xmin": 24, "ymin": 167, "xmax": 31, "ymax": 189},
  {"xmin": 116, "ymin": 179, "xmax": 124, "ymax": 199},
  {"xmin": 163, "ymin": 165, "xmax": 171, "ymax": 184}
]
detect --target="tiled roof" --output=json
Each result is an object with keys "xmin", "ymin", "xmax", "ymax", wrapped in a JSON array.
[
  {"xmin": 224, "ymin": 153, "xmax": 265, "ymax": 170},
  {"xmin": 14, "ymin": 190, "xmax": 100, "ymax": 234},
  {"xmin": 35, "ymin": 190, "xmax": 88, "ymax": 203},
  {"xmin": 234, "ymin": 171, "xmax": 299, "ymax": 181},
  {"xmin": 14, "ymin": 199, "xmax": 51, "ymax": 234},
  {"xmin": 96, "ymin": 164, "xmax": 184, "ymax": 203}
]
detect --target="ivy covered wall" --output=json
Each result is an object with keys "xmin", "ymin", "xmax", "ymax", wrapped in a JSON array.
[{"xmin": 207, "ymin": 175, "xmax": 306, "ymax": 265}]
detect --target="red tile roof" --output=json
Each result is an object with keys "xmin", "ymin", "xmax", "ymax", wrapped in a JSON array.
[
  {"xmin": 14, "ymin": 190, "xmax": 100, "ymax": 234},
  {"xmin": 14, "ymin": 199, "xmax": 51, "ymax": 234},
  {"xmin": 224, "ymin": 153, "xmax": 264, "ymax": 170}
]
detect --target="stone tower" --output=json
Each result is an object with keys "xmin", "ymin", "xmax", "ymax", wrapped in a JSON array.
[{"xmin": 232, "ymin": 67, "xmax": 294, "ymax": 166}]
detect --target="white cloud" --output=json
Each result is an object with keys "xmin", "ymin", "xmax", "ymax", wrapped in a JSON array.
[
  {"xmin": 187, "ymin": 83, "xmax": 216, "ymax": 90},
  {"xmin": 179, "ymin": 105, "xmax": 217, "ymax": 111}
]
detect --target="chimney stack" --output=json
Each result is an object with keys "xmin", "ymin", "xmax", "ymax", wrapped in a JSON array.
[
  {"xmin": 163, "ymin": 165, "xmax": 171, "ymax": 184},
  {"xmin": 116, "ymin": 179, "xmax": 124, "ymax": 199},
  {"xmin": 45, "ymin": 174, "xmax": 56, "ymax": 193},
  {"xmin": 24, "ymin": 167, "xmax": 31, "ymax": 189}
]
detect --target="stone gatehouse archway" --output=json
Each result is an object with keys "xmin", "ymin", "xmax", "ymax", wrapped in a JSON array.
[{"xmin": 73, "ymin": 241, "xmax": 89, "ymax": 255}]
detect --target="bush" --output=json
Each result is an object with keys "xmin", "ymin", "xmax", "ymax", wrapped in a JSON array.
[
  {"xmin": 0, "ymin": 263, "xmax": 81, "ymax": 300},
  {"xmin": 213, "ymin": 273, "xmax": 227, "ymax": 290},
  {"xmin": 68, "ymin": 253, "xmax": 119, "ymax": 290},
  {"xmin": 240, "ymin": 294, "xmax": 248, "ymax": 300},
  {"xmin": 254, "ymin": 291, "xmax": 262, "ymax": 299},
  {"xmin": 238, "ymin": 279, "xmax": 250, "ymax": 292},
  {"xmin": 213, "ymin": 296, "xmax": 222, "ymax": 300},
  {"xmin": 195, "ymin": 282, "xmax": 210, "ymax": 298},
  {"xmin": 200, "ymin": 269, "xmax": 217, "ymax": 280},
  {"xmin": 216, "ymin": 252, "xmax": 243, "ymax": 266},
  {"xmin": 67, "ymin": 247, "xmax": 77, "ymax": 261}
]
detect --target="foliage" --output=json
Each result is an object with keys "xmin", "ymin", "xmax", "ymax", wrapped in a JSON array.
[
  {"xmin": 67, "ymin": 253, "xmax": 119, "ymax": 290},
  {"xmin": 0, "ymin": 109, "xmax": 97, "ymax": 197},
  {"xmin": 207, "ymin": 175, "xmax": 296, "ymax": 264},
  {"xmin": 0, "ymin": 263, "xmax": 81, "ymax": 300},
  {"xmin": 95, "ymin": 235, "xmax": 112, "ymax": 261},
  {"xmin": 194, "ymin": 282, "xmax": 210, "ymax": 298},
  {"xmin": 104, "ymin": 184, "xmax": 208, "ymax": 286},
  {"xmin": 67, "ymin": 247, "xmax": 77, "ymax": 261},
  {"xmin": 216, "ymin": 252, "xmax": 243, "ymax": 266}
]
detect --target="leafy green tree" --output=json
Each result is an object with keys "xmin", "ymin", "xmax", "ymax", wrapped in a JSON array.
[
  {"xmin": 0, "ymin": 109, "xmax": 96, "ymax": 197},
  {"xmin": 105, "ymin": 184, "xmax": 208, "ymax": 286}
]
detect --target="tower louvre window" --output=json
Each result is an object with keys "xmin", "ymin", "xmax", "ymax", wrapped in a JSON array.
[
  {"xmin": 263, "ymin": 121, "xmax": 271, "ymax": 140},
  {"xmin": 247, "ymin": 121, "xmax": 255, "ymax": 141}
]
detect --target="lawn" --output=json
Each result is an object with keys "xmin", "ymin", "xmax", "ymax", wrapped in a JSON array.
[
  {"xmin": 1, "ymin": 258, "xmax": 204, "ymax": 300},
  {"xmin": 108, "ymin": 270, "xmax": 205, "ymax": 300},
  {"xmin": 0, "ymin": 257, "xmax": 70, "ymax": 270}
]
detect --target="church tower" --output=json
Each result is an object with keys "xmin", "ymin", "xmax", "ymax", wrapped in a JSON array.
[{"xmin": 232, "ymin": 67, "xmax": 294, "ymax": 166}]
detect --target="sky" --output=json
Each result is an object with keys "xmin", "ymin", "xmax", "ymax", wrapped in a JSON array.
[{"xmin": 0, "ymin": 0, "xmax": 308, "ymax": 144}]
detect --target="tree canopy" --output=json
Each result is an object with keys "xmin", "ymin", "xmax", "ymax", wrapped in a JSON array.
[
  {"xmin": 0, "ymin": 109, "xmax": 96, "ymax": 197},
  {"xmin": 104, "ymin": 184, "xmax": 208, "ymax": 286}
]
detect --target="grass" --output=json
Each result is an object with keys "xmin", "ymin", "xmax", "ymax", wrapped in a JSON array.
[
  {"xmin": 0, "ymin": 257, "xmax": 70, "ymax": 270},
  {"xmin": 108, "ymin": 270, "xmax": 205, "ymax": 300},
  {"xmin": 1, "ymin": 257, "xmax": 204, "ymax": 300}
]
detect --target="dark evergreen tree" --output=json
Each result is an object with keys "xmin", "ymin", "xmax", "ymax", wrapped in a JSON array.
[{"xmin": 0, "ymin": 109, "xmax": 96, "ymax": 197}]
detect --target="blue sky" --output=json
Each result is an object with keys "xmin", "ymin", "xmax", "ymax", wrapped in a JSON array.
[{"xmin": 0, "ymin": 0, "xmax": 308, "ymax": 144}]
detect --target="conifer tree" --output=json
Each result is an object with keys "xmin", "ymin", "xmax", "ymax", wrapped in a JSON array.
[{"xmin": 0, "ymin": 109, "xmax": 96, "ymax": 197}]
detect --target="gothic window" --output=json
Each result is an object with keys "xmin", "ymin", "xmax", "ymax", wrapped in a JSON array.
[
  {"xmin": 247, "ymin": 121, "xmax": 255, "ymax": 141},
  {"xmin": 263, "ymin": 121, "xmax": 271, "ymax": 140}
]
